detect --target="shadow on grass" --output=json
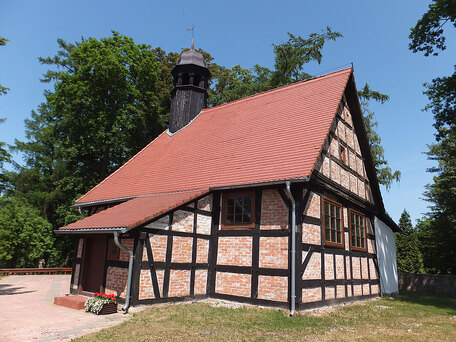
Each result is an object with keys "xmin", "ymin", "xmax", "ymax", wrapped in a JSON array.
[{"xmin": 397, "ymin": 290, "xmax": 456, "ymax": 314}]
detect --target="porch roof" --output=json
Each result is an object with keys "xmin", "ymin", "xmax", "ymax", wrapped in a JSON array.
[{"xmin": 57, "ymin": 188, "xmax": 209, "ymax": 232}]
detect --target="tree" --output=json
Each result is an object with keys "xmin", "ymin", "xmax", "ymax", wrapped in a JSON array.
[
  {"xmin": 395, "ymin": 210, "xmax": 424, "ymax": 273},
  {"xmin": 8, "ymin": 32, "xmax": 165, "ymax": 265},
  {"xmin": 0, "ymin": 196, "xmax": 54, "ymax": 268},
  {"xmin": 418, "ymin": 134, "xmax": 456, "ymax": 274},
  {"xmin": 209, "ymin": 64, "xmax": 273, "ymax": 107},
  {"xmin": 11, "ymin": 31, "xmax": 164, "ymax": 216},
  {"xmin": 409, "ymin": 0, "xmax": 456, "ymax": 56},
  {"xmin": 409, "ymin": 0, "xmax": 456, "ymax": 274},
  {"xmin": 270, "ymin": 27, "xmax": 342, "ymax": 87},
  {"xmin": 37, "ymin": 32, "xmax": 165, "ymax": 184}
]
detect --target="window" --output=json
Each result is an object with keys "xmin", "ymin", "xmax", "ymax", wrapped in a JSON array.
[
  {"xmin": 323, "ymin": 199, "xmax": 343, "ymax": 247},
  {"xmin": 222, "ymin": 191, "xmax": 255, "ymax": 229},
  {"xmin": 182, "ymin": 73, "xmax": 190, "ymax": 85},
  {"xmin": 193, "ymin": 74, "xmax": 201, "ymax": 86},
  {"xmin": 107, "ymin": 238, "xmax": 120, "ymax": 261},
  {"xmin": 339, "ymin": 145, "xmax": 347, "ymax": 164},
  {"xmin": 350, "ymin": 210, "xmax": 366, "ymax": 251}
]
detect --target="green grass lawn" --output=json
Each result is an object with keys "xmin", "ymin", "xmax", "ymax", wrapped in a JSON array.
[{"xmin": 75, "ymin": 292, "xmax": 456, "ymax": 341}]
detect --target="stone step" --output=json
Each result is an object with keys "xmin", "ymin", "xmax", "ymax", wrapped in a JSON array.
[{"xmin": 54, "ymin": 295, "xmax": 88, "ymax": 310}]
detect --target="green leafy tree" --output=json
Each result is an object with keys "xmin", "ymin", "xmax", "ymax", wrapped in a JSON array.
[
  {"xmin": 409, "ymin": 0, "xmax": 456, "ymax": 56},
  {"xmin": 0, "ymin": 196, "xmax": 54, "ymax": 268},
  {"xmin": 8, "ymin": 32, "xmax": 165, "ymax": 265},
  {"xmin": 270, "ymin": 27, "xmax": 342, "ymax": 87},
  {"xmin": 11, "ymin": 31, "xmax": 165, "ymax": 218},
  {"xmin": 209, "ymin": 64, "xmax": 273, "ymax": 107},
  {"xmin": 395, "ymin": 210, "xmax": 424, "ymax": 274},
  {"xmin": 410, "ymin": 0, "xmax": 456, "ymax": 274},
  {"xmin": 38, "ymin": 32, "xmax": 165, "ymax": 185}
]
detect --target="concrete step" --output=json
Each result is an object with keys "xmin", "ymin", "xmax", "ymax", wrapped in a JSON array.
[{"xmin": 54, "ymin": 295, "xmax": 88, "ymax": 310}]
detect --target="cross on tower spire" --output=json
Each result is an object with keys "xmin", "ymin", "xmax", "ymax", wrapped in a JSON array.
[{"xmin": 187, "ymin": 25, "xmax": 195, "ymax": 50}]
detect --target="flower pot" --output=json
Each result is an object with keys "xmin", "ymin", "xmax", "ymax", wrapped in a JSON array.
[
  {"xmin": 84, "ymin": 293, "xmax": 118, "ymax": 315},
  {"xmin": 99, "ymin": 302, "xmax": 118, "ymax": 315}
]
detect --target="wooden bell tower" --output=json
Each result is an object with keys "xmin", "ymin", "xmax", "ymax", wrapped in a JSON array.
[{"xmin": 169, "ymin": 41, "xmax": 212, "ymax": 133}]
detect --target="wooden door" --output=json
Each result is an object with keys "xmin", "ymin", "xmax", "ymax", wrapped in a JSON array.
[{"xmin": 81, "ymin": 235, "xmax": 107, "ymax": 293}]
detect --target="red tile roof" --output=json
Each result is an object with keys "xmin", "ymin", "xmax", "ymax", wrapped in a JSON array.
[
  {"xmin": 59, "ymin": 188, "xmax": 209, "ymax": 231},
  {"xmin": 60, "ymin": 68, "xmax": 353, "ymax": 231},
  {"xmin": 77, "ymin": 68, "xmax": 352, "ymax": 205}
]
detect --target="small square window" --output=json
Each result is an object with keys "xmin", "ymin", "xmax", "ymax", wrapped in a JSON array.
[
  {"xmin": 107, "ymin": 238, "xmax": 120, "ymax": 261},
  {"xmin": 222, "ymin": 191, "xmax": 255, "ymax": 229},
  {"xmin": 339, "ymin": 145, "xmax": 347, "ymax": 164}
]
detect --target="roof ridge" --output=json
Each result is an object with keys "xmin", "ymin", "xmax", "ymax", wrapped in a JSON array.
[
  {"xmin": 203, "ymin": 67, "xmax": 353, "ymax": 113},
  {"xmin": 75, "ymin": 130, "xmax": 168, "ymax": 203}
]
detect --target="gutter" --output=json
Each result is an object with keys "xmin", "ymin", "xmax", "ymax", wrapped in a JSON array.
[
  {"xmin": 78, "ymin": 207, "xmax": 86, "ymax": 217},
  {"xmin": 113, "ymin": 231, "xmax": 134, "ymax": 313},
  {"xmin": 72, "ymin": 196, "xmax": 136, "ymax": 208},
  {"xmin": 210, "ymin": 177, "xmax": 309, "ymax": 191},
  {"xmin": 284, "ymin": 181, "xmax": 296, "ymax": 316},
  {"xmin": 54, "ymin": 227, "xmax": 128, "ymax": 235}
]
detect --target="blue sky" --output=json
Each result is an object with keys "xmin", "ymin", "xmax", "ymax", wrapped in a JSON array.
[{"xmin": 0, "ymin": 0, "xmax": 454, "ymax": 224}]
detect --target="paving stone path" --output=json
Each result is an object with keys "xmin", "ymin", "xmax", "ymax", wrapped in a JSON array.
[{"xmin": 0, "ymin": 275, "xmax": 129, "ymax": 341}]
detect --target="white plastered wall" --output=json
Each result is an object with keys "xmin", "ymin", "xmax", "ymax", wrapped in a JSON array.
[{"xmin": 374, "ymin": 217, "xmax": 399, "ymax": 295}]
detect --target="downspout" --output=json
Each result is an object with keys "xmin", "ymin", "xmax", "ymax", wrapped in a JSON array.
[
  {"xmin": 284, "ymin": 181, "xmax": 296, "ymax": 316},
  {"xmin": 78, "ymin": 207, "xmax": 86, "ymax": 217},
  {"xmin": 113, "ymin": 231, "xmax": 134, "ymax": 313}
]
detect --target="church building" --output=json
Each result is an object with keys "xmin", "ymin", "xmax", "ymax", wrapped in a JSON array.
[{"xmin": 57, "ymin": 45, "xmax": 399, "ymax": 314}]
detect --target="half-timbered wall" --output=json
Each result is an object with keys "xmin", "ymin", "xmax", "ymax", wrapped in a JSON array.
[
  {"xmin": 316, "ymin": 97, "xmax": 374, "ymax": 203},
  {"xmin": 72, "ymin": 184, "xmax": 382, "ymax": 310},
  {"xmin": 104, "ymin": 238, "xmax": 133, "ymax": 298},
  {"xmin": 299, "ymin": 190, "xmax": 380, "ymax": 308},
  {"xmin": 130, "ymin": 189, "xmax": 291, "ymax": 307},
  {"xmin": 213, "ymin": 189, "xmax": 289, "ymax": 304},
  {"xmin": 131, "ymin": 194, "xmax": 213, "ymax": 304}
]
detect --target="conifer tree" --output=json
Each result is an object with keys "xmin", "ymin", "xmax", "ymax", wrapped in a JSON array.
[
  {"xmin": 395, "ymin": 210, "xmax": 424, "ymax": 274},
  {"xmin": 409, "ymin": 0, "xmax": 456, "ymax": 274}
]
